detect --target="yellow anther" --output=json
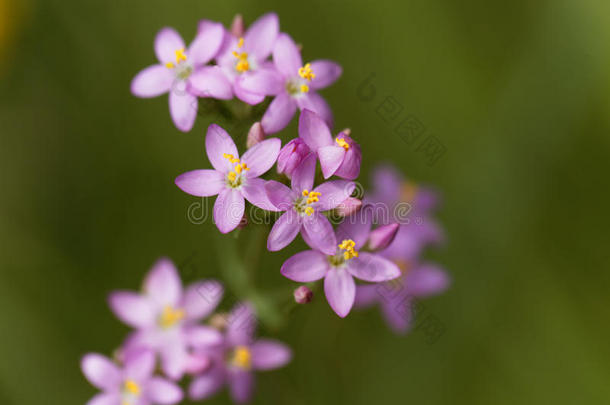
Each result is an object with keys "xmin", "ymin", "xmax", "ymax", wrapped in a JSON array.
[
  {"xmin": 234, "ymin": 163, "xmax": 250, "ymax": 174},
  {"xmin": 165, "ymin": 62, "xmax": 175, "ymax": 69},
  {"xmin": 159, "ymin": 305, "xmax": 185, "ymax": 329},
  {"xmin": 175, "ymin": 48, "xmax": 187, "ymax": 63},
  {"xmin": 233, "ymin": 346, "xmax": 251, "ymax": 369},
  {"xmin": 223, "ymin": 153, "xmax": 241, "ymax": 164},
  {"xmin": 300, "ymin": 84, "xmax": 309, "ymax": 93},
  {"xmin": 304, "ymin": 206, "xmax": 314, "ymax": 216},
  {"xmin": 338, "ymin": 239, "xmax": 359, "ymax": 260},
  {"xmin": 298, "ymin": 63, "xmax": 315, "ymax": 81},
  {"xmin": 123, "ymin": 380, "xmax": 140, "ymax": 395},
  {"xmin": 302, "ymin": 189, "xmax": 310, "ymax": 196},
  {"xmin": 232, "ymin": 46, "xmax": 250, "ymax": 73},
  {"xmin": 306, "ymin": 191, "xmax": 321, "ymax": 204},
  {"xmin": 237, "ymin": 37, "xmax": 244, "ymax": 48},
  {"xmin": 336, "ymin": 137, "xmax": 350, "ymax": 151},
  {"xmin": 227, "ymin": 171, "xmax": 237, "ymax": 182}
]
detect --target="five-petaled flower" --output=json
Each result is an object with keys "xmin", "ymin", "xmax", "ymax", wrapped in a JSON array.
[
  {"xmin": 189, "ymin": 303, "xmax": 292, "ymax": 404},
  {"xmin": 265, "ymin": 153, "xmax": 355, "ymax": 254},
  {"xmin": 81, "ymin": 349, "xmax": 183, "ymax": 405},
  {"xmin": 175, "ymin": 124, "xmax": 281, "ymax": 234},
  {"xmin": 108, "ymin": 258, "xmax": 224, "ymax": 380},
  {"xmin": 131, "ymin": 22, "xmax": 231, "ymax": 132}
]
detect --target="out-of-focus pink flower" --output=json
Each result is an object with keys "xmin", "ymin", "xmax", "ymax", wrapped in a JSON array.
[
  {"xmin": 265, "ymin": 154, "xmax": 355, "ymax": 254},
  {"xmin": 261, "ymin": 34, "xmax": 342, "ymax": 133},
  {"xmin": 131, "ymin": 22, "xmax": 231, "ymax": 132},
  {"xmin": 189, "ymin": 304, "xmax": 291, "ymax": 404},
  {"xmin": 175, "ymin": 124, "xmax": 281, "ymax": 234},
  {"xmin": 108, "ymin": 258, "xmax": 224, "ymax": 380},
  {"xmin": 216, "ymin": 13, "xmax": 282, "ymax": 105},
  {"xmin": 81, "ymin": 349, "xmax": 183, "ymax": 405}
]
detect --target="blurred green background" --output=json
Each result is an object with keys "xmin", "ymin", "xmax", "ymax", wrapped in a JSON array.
[{"xmin": 2, "ymin": 0, "xmax": 610, "ymax": 403}]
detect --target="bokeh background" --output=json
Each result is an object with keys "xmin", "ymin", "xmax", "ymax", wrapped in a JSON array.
[{"xmin": 2, "ymin": 0, "xmax": 610, "ymax": 403}]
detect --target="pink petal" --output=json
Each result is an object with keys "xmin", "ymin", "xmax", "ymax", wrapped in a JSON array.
[
  {"xmin": 183, "ymin": 280, "xmax": 224, "ymax": 320},
  {"xmin": 317, "ymin": 145, "xmax": 345, "ymax": 179},
  {"xmin": 298, "ymin": 109, "xmax": 333, "ymax": 151},
  {"xmin": 144, "ymin": 257, "xmax": 183, "ymax": 306},
  {"xmin": 334, "ymin": 138, "xmax": 362, "ymax": 180},
  {"xmin": 251, "ymin": 339, "xmax": 292, "ymax": 370},
  {"xmin": 313, "ymin": 180, "xmax": 355, "ymax": 211},
  {"xmin": 267, "ymin": 209, "xmax": 301, "ymax": 251},
  {"xmin": 155, "ymin": 27, "xmax": 186, "ymax": 64},
  {"xmin": 302, "ymin": 213, "xmax": 336, "ymax": 255},
  {"xmin": 160, "ymin": 344, "xmax": 189, "ymax": 380},
  {"xmin": 108, "ymin": 291, "xmax": 157, "ymax": 328},
  {"xmin": 281, "ymin": 250, "xmax": 328, "ymax": 282},
  {"xmin": 244, "ymin": 12, "xmax": 279, "ymax": 59},
  {"xmin": 354, "ymin": 284, "xmax": 380, "ymax": 309},
  {"xmin": 189, "ymin": 368, "xmax": 225, "ymax": 400},
  {"xmin": 175, "ymin": 169, "xmax": 225, "ymax": 197},
  {"xmin": 226, "ymin": 302, "xmax": 256, "ymax": 346},
  {"xmin": 188, "ymin": 20, "xmax": 224, "ymax": 66},
  {"xmin": 131, "ymin": 65, "xmax": 173, "ymax": 98},
  {"xmin": 405, "ymin": 264, "xmax": 450, "ymax": 297},
  {"xmin": 264, "ymin": 180, "xmax": 295, "ymax": 210},
  {"xmin": 261, "ymin": 93, "xmax": 297, "ymax": 134},
  {"xmin": 213, "ymin": 188, "xmax": 245, "ymax": 233},
  {"xmin": 347, "ymin": 252, "xmax": 401, "ymax": 282},
  {"xmin": 296, "ymin": 92, "xmax": 333, "ymax": 129},
  {"xmin": 228, "ymin": 370, "xmax": 254, "ymax": 404},
  {"xmin": 242, "ymin": 178, "xmax": 280, "ymax": 211},
  {"xmin": 169, "ymin": 89, "xmax": 197, "ymax": 132},
  {"xmin": 241, "ymin": 138, "xmax": 281, "ymax": 177},
  {"xmin": 81, "ymin": 353, "xmax": 121, "ymax": 391},
  {"xmin": 236, "ymin": 68, "xmax": 283, "ymax": 96},
  {"xmin": 324, "ymin": 268, "xmax": 356, "ymax": 318},
  {"xmin": 187, "ymin": 326, "xmax": 224, "ymax": 347},
  {"xmin": 146, "ymin": 377, "xmax": 184, "ymax": 404},
  {"xmin": 290, "ymin": 153, "xmax": 316, "ymax": 192},
  {"xmin": 272, "ymin": 33, "xmax": 302, "ymax": 77},
  {"xmin": 382, "ymin": 297, "xmax": 413, "ymax": 334},
  {"xmin": 234, "ymin": 83, "xmax": 266, "ymax": 105},
  {"xmin": 205, "ymin": 124, "xmax": 239, "ymax": 173},
  {"xmin": 367, "ymin": 223, "xmax": 400, "ymax": 251},
  {"xmin": 123, "ymin": 349, "xmax": 156, "ymax": 381},
  {"xmin": 189, "ymin": 66, "xmax": 233, "ymax": 99},
  {"xmin": 86, "ymin": 393, "xmax": 121, "ymax": 405},
  {"xmin": 309, "ymin": 60, "xmax": 342, "ymax": 90}
]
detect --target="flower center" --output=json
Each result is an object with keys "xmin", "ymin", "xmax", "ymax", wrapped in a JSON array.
[
  {"xmin": 121, "ymin": 379, "xmax": 141, "ymax": 405},
  {"xmin": 158, "ymin": 305, "xmax": 185, "ymax": 329},
  {"xmin": 338, "ymin": 239, "xmax": 359, "ymax": 260},
  {"xmin": 231, "ymin": 345, "xmax": 252, "ymax": 370},
  {"xmin": 399, "ymin": 181, "xmax": 418, "ymax": 203},
  {"xmin": 232, "ymin": 37, "xmax": 250, "ymax": 73},
  {"xmin": 223, "ymin": 153, "xmax": 250, "ymax": 188},
  {"xmin": 165, "ymin": 48, "xmax": 192, "ymax": 79},
  {"xmin": 336, "ymin": 137, "xmax": 350, "ymax": 150},
  {"xmin": 294, "ymin": 189, "xmax": 321, "ymax": 216},
  {"xmin": 298, "ymin": 63, "xmax": 315, "ymax": 81}
]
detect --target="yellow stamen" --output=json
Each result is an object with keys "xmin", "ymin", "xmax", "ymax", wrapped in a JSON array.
[
  {"xmin": 336, "ymin": 137, "xmax": 350, "ymax": 151},
  {"xmin": 232, "ymin": 40, "xmax": 250, "ymax": 73},
  {"xmin": 300, "ymin": 84, "xmax": 309, "ymax": 93},
  {"xmin": 237, "ymin": 37, "xmax": 244, "ymax": 48},
  {"xmin": 159, "ymin": 305, "xmax": 185, "ymax": 329},
  {"xmin": 234, "ymin": 163, "xmax": 250, "ymax": 174},
  {"xmin": 298, "ymin": 63, "xmax": 315, "ymax": 81},
  {"xmin": 175, "ymin": 48, "xmax": 187, "ymax": 63},
  {"xmin": 233, "ymin": 346, "xmax": 251, "ymax": 369},
  {"xmin": 165, "ymin": 62, "xmax": 175, "ymax": 69},
  {"xmin": 124, "ymin": 379, "xmax": 140, "ymax": 395},
  {"xmin": 223, "ymin": 153, "xmax": 241, "ymax": 164},
  {"xmin": 304, "ymin": 206, "xmax": 314, "ymax": 216},
  {"xmin": 227, "ymin": 171, "xmax": 237, "ymax": 182},
  {"xmin": 338, "ymin": 239, "xmax": 359, "ymax": 260}
]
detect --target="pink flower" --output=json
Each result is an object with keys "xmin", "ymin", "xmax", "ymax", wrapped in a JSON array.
[
  {"xmin": 281, "ymin": 217, "xmax": 401, "ymax": 317},
  {"xmin": 276, "ymin": 138, "xmax": 311, "ymax": 178},
  {"xmin": 215, "ymin": 13, "xmax": 282, "ymax": 105},
  {"xmin": 175, "ymin": 124, "xmax": 281, "ymax": 234},
  {"xmin": 189, "ymin": 304, "xmax": 292, "ymax": 404},
  {"xmin": 108, "ymin": 258, "xmax": 224, "ymax": 380},
  {"xmin": 81, "ymin": 349, "xmax": 183, "ymax": 405},
  {"xmin": 297, "ymin": 109, "xmax": 362, "ymax": 179},
  {"xmin": 130, "ymin": 22, "xmax": 231, "ymax": 132},
  {"xmin": 261, "ymin": 33, "xmax": 342, "ymax": 133},
  {"xmin": 265, "ymin": 154, "xmax": 355, "ymax": 254}
]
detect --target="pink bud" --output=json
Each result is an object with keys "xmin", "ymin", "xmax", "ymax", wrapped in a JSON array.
[
  {"xmin": 277, "ymin": 138, "xmax": 312, "ymax": 178},
  {"xmin": 294, "ymin": 286, "xmax": 313, "ymax": 304},
  {"xmin": 367, "ymin": 223, "xmax": 400, "ymax": 251},
  {"xmin": 230, "ymin": 14, "xmax": 244, "ymax": 37},
  {"xmin": 246, "ymin": 122, "xmax": 265, "ymax": 148},
  {"xmin": 335, "ymin": 197, "xmax": 362, "ymax": 217}
]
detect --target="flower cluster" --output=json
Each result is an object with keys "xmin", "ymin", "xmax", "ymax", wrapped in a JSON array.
[{"xmin": 83, "ymin": 12, "xmax": 449, "ymax": 405}]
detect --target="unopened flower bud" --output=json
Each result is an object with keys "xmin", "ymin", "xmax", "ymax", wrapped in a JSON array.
[
  {"xmin": 230, "ymin": 14, "xmax": 244, "ymax": 38},
  {"xmin": 367, "ymin": 223, "xmax": 400, "ymax": 251},
  {"xmin": 341, "ymin": 128, "xmax": 351, "ymax": 136},
  {"xmin": 335, "ymin": 197, "xmax": 362, "ymax": 217},
  {"xmin": 210, "ymin": 313, "xmax": 228, "ymax": 330},
  {"xmin": 277, "ymin": 138, "xmax": 311, "ymax": 178},
  {"xmin": 247, "ymin": 122, "xmax": 265, "ymax": 148},
  {"xmin": 294, "ymin": 286, "xmax": 313, "ymax": 304}
]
